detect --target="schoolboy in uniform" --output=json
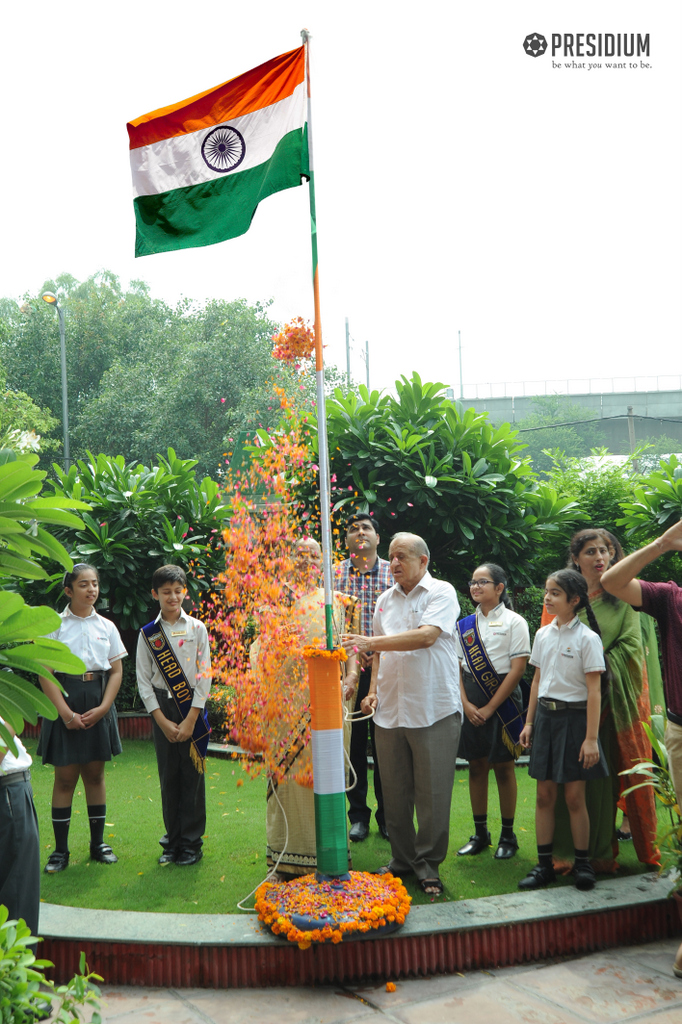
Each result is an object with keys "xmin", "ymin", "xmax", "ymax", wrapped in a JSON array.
[
  {"xmin": 0, "ymin": 720, "xmax": 40, "ymax": 934},
  {"xmin": 136, "ymin": 565, "xmax": 212, "ymax": 866}
]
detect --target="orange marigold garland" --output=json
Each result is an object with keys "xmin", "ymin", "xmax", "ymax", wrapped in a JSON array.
[
  {"xmin": 255, "ymin": 871, "xmax": 411, "ymax": 949},
  {"xmin": 272, "ymin": 316, "xmax": 315, "ymax": 364}
]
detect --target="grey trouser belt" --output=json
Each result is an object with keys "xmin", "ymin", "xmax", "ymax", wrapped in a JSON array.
[
  {"xmin": 539, "ymin": 697, "xmax": 587, "ymax": 711},
  {"xmin": 0, "ymin": 769, "xmax": 31, "ymax": 787}
]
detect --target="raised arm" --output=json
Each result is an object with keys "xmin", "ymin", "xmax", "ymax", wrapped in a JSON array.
[{"xmin": 601, "ymin": 519, "xmax": 682, "ymax": 606}]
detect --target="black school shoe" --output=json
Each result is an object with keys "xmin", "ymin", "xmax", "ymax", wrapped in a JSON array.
[
  {"xmin": 457, "ymin": 832, "xmax": 491, "ymax": 856},
  {"xmin": 518, "ymin": 864, "xmax": 556, "ymax": 890},
  {"xmin": 494, "ymin": 834, "xmax": 519, "ymax": 859},
  {"xmin": 90, "ymin": 843, "xmax": 118, "ymax": 864},
  {"xmin": 176, "ymin": 849, "xmax": 203, "ymax": 866},
  {"xmin": 572, "ymin": 861, "xmax": 596, "ymax": 891},
  {"xmin": 44, "ymin": 851, "xmax": 69, "ymax": 874},
  {"xmin": 158, "ymin": 850, "xmax": 178, "ymax": 864}
]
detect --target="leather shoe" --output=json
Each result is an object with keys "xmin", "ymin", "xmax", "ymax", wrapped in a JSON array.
[
  {"xmin": 457, "ymin": 832, "xmax": 491, "ymax": 856},
  {"xmin": 378, "ymin": 823, "xmax": 390, "ymax": 841},
  {"xmin": 158, "ymin": 850, "xmax": 178, "ymax": 865},
  {"xmin": 494, "ymin": 834, "xmax": 519, "ymax": 859},
  {"xmin": 176, "ymin": 849, "xmax": 203, "ymax": 866},
  {"xmin": 349, "ymin": 822, "xmax": 369, "ymax": 842},
  {"xmin": 90, "ymin": 843, "xmax": 118, "ymax": 864},
  {"xmin": 44, "ymin": 851, "xmax": 69, "ymax": 874},
  {"xmin": 518, "ymin": 864, "xmax": 556, "ymax": 890},
  {"xmin": 572, "ymin": 861, "xmax": 596, "ymax": 891}
]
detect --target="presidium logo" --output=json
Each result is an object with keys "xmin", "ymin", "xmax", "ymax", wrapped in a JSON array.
[
  {"xmin": 523, "ymin": 31, "xmax": 650, "ymax": 58},
  {"xmin": 523, "ymin": 33, "xmax": 547, "ymax": 58}
]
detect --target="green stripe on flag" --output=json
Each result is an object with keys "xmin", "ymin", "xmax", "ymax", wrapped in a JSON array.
[
  {"xmin": 314, "ymin": 792, "xmax": 348, "ymax": 876},
  {"xmin": 134, "ymin": 128, "xmax": 308, "ymax": 257}
]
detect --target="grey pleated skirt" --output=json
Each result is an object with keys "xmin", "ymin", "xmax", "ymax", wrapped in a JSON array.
[
  {"xmin": 37, "ymin": 673, "xmax": 122, "ymax": 766},
  {"xmin": 528, "ymin": 701, "xmax": 608, "ymax": 783}
]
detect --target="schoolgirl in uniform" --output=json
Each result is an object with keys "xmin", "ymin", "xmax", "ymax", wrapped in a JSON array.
[
  {"xmin": 455, "ymin": 564, "xmax": 531, "ymax": 860},
  {"xmin": 37, "ymin": 563, "xmax": 127, "ymax": 873},
  {"xmin": 519, "ymin": 569, "xmax": 607, "ymax": 892}
]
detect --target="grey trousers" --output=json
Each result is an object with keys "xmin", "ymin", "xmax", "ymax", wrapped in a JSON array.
[
  {"xmin": 152, "ymin": 690, "xmax": 206, "ymax": 853},
  {"xmin": 0, "ymin": 773, "xmax": 40, "ymax": 934},
  {"xmin": 374, "ymin": 712, "xmax": 460, "ymax": 881}
]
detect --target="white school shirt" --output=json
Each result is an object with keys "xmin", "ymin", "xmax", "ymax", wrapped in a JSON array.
[
  {"xmin": 529, "ymin": 616, "xmax": 605, "ymax": 702},
  {"xmin": 0, "ymin": 718, "xmax": 32, "ymax": 775},
  {"xmin": 45, "ymin": 606, "xmax": 127, "ymax": 671},
  {"xmin": 372, "ymin": 571, "xmax": 461, "ymax": 729},
  {"xmin": 455, "ymin": 604, "xmax": 531, "ymax": 675},
  {"xmin": 136, "ymin": 609, "xmax": 212, "ymax": 714}
]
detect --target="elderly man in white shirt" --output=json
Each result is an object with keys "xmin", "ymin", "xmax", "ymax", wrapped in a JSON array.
[{"xmin": 343, "ymin": 532, "xmax": 461, "ymax": 895}]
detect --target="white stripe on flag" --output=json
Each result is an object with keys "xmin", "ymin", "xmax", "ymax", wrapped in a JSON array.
[
  {"xmin": 311, "ymin": 728, "xmax": 345, "ymax": 795},
  {"xmin": 130, "ymin": 81, "xmax": 306, "ymax": 198}
]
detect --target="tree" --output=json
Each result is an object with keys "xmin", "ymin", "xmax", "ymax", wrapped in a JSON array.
[
  {"xmin": 0, "ymin": 274, "xmax": 289, "ymax": 478},
  {"xmin": 514, "ymin": 396, "xmax": 606, "ymax": 475},
  {"xmin": 0, "ymin": 367, "xmax": 60, "ymax": 456},
  {"xmin": 19, "ymin": 449, "xmax": 232, "ymax": 636},
  {"xmin": 616, "ymin": 454, "xmax": 682, "ymax": 583},
  {"xmin": 264, "ymin": 374, "xmax": 579, "ymax": 591}
]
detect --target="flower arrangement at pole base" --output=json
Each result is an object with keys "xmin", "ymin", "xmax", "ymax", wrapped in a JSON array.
[
  {"xmin": 301, "ymin": 644, "xmax": 348, "ymax": 661},
  {"xmin": 255, "ymin": 871, "xmax": 411, "ymax": 949}
]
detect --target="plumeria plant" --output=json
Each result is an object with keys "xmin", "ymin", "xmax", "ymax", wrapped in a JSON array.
[{"xmin": 620, "ymin": 715, "xmax": 682, "ymax": 880}]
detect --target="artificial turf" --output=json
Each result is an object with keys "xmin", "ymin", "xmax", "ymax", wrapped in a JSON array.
[{"xmin": 25, "ymin": 739, "xmax": 650, "ymax": 915}]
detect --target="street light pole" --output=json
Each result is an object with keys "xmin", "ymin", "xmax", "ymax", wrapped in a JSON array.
[{"xmin": 41, "ymin": 292, "xmax": 70, "ymax": 469}]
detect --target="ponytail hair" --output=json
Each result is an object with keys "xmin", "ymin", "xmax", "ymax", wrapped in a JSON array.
[
  {"xmin": 546, "ymin": 568, "xmax": 611, "ymax": 694},
  {"xmin": 62, "ymin": 562, "xmax": 98, "ymax": 590},
  {"xmin": 477, "ymin": 563, "xmax": 513, "ymax": 609}
]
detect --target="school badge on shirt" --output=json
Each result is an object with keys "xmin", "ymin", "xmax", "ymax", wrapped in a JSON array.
[
  {"xmin": 148, "ymin": 631, "xmax": 165, "ymax": 651},
  {"xmin": 461, "ymin": 627, "xmax": 476, "ymax": 647}
]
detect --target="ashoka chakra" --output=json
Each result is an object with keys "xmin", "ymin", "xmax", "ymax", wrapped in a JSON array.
[{"xmin": 201, "ymin": 125, "xmax": 246, "ymax": 173}]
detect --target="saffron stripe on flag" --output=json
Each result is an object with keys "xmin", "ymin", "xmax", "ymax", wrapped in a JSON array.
[{"xmin": 128, "ymin": 46, "xmax": 305, "ymax": 149}]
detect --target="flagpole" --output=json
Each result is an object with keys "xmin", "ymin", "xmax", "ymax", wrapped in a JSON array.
[{"xmin": 301, "ymin": 27, "xmax": 334, "ymax": 652}]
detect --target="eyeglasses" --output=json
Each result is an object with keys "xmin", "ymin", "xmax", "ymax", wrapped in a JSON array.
[{"xmin": 468, "ymin": 579, "xmax": 494, "ymax": 588}]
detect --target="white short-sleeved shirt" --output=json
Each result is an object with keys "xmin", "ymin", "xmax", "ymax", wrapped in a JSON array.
[
  {"xmin": 46, "ymin": 606, "xmax": 127, "ymax": 671},
  {"xmin": 0, "ymin": 718, "xmax": 32, "ymax": 775},
  {"xmin": 529, "ymin": 616, "xmax": 605, "ymax": 702},
  {"xmin": 455, "ymin": 604, "xmax": 531, "ymax": 675},
  {"xmin": 372, "ymin": 571, "xmax": 461, "ymax": 729}
]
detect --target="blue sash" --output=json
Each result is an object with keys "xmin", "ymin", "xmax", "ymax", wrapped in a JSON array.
[
  {"xmin": 457, "ymin": 614, "xmax": 525, "ymax": 758},
  {"xmin": 141, "ymin": 620, "xmax": 211, "ymax": 774}
]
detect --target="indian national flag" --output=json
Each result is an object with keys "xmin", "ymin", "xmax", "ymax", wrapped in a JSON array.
[{"xmin": 127, "ymin": 46, "xmax": 308, "ymax": 257}]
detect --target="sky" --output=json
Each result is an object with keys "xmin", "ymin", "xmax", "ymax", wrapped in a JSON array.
[{"xmin": 1, "ymin": 1, "xmax": 680, "ymax": 397}]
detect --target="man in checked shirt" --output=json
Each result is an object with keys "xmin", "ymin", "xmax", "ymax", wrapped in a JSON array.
[{"xmin": 336, "ymin": 513, "xmax": 392, "ymax": 842}]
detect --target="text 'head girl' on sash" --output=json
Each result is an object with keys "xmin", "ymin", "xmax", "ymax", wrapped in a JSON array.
[
  {"xmin": 518, "ymin": 569, "xmax": 608, "ymax": 893},
  {"xmin": 37, "ymin": 563, "xmax": 127, "ymax": 874},
  {"xmin": 455, "ymin": 563, "xmax": 530, "ymax": 861}
]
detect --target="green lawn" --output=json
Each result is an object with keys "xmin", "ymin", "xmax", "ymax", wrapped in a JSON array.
[{"xmin": 26, "ymin": 740, "xmax": 649, "ymax": 915}]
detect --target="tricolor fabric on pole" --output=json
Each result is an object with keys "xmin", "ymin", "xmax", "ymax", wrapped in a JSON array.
[
  {"xmin": 127, "ymin": 47, "xmax": 308, "ymax": 257},
  {"xmin": 306, "ymin": 655, "xmax": 349, "ymax": 878}
]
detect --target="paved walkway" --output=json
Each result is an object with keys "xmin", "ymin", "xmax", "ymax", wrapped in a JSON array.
[{"xmin": 80, "ymin": 937, "xmax": 682, "ymax": 1023}]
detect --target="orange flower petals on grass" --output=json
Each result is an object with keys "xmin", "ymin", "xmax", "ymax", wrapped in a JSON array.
[{"xmin": 255, "ymin": 871, "xmax": 411, "ymax": 947}]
